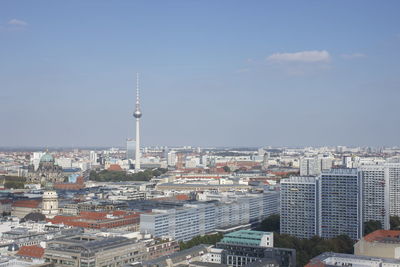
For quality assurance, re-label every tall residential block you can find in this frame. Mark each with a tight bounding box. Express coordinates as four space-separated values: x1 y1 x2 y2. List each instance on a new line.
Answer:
280 176 319 239
319 168 362 240
360 164 390 229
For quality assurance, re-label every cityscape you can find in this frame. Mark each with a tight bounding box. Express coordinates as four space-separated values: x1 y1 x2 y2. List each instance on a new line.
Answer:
1 1 400 267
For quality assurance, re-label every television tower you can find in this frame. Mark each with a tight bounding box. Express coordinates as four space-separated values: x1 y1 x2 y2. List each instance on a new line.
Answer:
133 73 142 171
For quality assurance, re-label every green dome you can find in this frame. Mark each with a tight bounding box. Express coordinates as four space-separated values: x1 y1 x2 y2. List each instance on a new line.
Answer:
40 153 54 163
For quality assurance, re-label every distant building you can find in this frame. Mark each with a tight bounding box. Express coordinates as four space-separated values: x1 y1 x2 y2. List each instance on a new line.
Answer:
167 151 177 167
299 157 320 176
53 175 84 191
26 152 64 184
319 168 362 240
299 156 333 176
126 138 136 161
280 176 319 239
89 151 98 165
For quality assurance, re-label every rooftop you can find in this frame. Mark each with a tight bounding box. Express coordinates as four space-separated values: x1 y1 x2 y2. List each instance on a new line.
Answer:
306 252 400 266
220 230 272 246
16 245 44 259
363 229 400 243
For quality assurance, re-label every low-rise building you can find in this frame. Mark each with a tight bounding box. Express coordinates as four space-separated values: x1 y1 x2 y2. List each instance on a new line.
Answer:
44 235 146 267
354 229 400 259
306 252 400 267
215 230 295 267
140 193 279 241
47 210 140 231
11 200 41 218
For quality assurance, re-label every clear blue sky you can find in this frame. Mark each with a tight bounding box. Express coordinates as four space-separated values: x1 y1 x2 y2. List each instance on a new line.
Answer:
1 1 399 148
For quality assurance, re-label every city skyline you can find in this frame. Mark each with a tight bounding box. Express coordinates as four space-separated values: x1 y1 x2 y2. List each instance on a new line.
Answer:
1 1 400 148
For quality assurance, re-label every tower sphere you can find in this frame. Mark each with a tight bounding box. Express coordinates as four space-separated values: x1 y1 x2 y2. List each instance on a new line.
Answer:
134 110 142 118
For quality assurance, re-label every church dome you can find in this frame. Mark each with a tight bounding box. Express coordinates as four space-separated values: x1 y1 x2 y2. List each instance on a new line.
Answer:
40 153 54 163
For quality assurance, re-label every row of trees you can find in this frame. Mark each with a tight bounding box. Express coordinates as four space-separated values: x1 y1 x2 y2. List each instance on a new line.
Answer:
258 215 400 265
179 233 223 250
89 168 168 182
1 176 26 189
257 214 353 266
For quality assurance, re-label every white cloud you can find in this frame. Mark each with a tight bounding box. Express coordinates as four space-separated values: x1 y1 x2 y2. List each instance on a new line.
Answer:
267 50 331 63
7 19 28 26
341 53 366 59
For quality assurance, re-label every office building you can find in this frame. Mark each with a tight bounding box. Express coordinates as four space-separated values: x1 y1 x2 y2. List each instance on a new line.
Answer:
140 192 279 241
215 230 296 267
280 176 319 238
44 235 146 267
319 168 362 240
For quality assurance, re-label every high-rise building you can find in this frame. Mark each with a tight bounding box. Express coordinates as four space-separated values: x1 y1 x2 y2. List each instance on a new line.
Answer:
387 162 400 217
280 176 319 239
300 156 333 176
360 164 390 229
299 157 320 176
133 73 142 172
167 151 177 167
319 168 362 240
89 151 98 165
126 138 136 161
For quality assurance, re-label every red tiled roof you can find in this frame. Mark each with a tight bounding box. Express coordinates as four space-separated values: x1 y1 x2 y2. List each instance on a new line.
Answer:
16 245 44 259
0 199 12 204
108 164 123 171
12 200 41 208
364 229 400 242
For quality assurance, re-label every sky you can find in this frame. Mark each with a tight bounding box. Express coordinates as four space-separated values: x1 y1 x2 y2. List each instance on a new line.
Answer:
1 1 400 148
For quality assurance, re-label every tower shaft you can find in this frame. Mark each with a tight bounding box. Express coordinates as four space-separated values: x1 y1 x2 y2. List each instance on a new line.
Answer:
135 118 141 171
133 73 142 172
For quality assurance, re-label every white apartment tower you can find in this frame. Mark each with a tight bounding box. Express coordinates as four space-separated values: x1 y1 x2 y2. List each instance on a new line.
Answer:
360 164 390 229
280 176 320 239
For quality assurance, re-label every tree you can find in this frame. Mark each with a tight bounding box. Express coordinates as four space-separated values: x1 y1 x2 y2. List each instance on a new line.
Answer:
179 233 223 250
222 166 231 172
258 214 280 232
274 233 354 266
364 220 382 235
390 216 400 230
4 181 25 189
